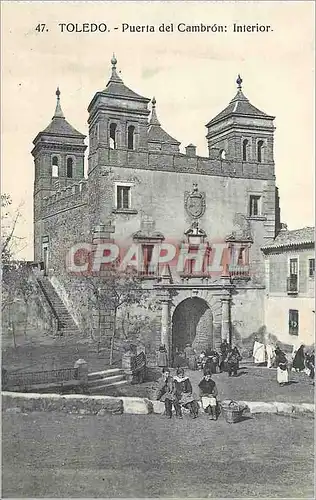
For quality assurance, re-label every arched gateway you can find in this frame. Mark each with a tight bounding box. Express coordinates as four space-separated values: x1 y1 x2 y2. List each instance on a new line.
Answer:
172 297 214 356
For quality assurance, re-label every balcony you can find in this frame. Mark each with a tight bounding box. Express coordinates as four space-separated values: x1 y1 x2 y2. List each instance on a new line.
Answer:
287 275 298 295
229 265 251 281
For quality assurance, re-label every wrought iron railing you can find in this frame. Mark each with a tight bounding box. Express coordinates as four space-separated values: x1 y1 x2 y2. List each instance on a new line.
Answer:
287 275 298 293
3 367 78 389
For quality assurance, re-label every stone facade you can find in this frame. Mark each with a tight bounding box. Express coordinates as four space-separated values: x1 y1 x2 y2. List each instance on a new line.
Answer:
262 227 315 347
32 57 287 361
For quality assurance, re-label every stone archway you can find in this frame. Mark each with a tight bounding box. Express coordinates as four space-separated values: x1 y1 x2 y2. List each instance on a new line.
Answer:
171 297 214 356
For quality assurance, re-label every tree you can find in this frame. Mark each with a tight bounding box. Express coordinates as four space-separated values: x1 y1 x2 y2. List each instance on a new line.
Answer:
1 193 29 346
1 194 25 265
82 267 149 364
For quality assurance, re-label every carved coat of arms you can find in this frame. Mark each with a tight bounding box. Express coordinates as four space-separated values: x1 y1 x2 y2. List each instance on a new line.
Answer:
184 183 206 219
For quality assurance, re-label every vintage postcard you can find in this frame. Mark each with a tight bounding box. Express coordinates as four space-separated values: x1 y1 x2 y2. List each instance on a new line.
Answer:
1 1 315 498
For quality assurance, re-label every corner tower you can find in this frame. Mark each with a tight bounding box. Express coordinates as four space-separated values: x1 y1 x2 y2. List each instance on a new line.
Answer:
87 55 151 174
32 88 86 261
206 75 275 164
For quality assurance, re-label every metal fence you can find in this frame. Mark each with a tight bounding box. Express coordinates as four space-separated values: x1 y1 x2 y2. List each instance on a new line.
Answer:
3 366 78 389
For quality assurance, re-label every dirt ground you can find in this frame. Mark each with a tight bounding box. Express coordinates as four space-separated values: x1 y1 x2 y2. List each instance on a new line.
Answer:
98 364 315 404
2 411 314 498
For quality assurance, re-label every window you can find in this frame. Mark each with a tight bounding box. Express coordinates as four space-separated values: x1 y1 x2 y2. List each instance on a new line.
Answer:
142 245 154 275
249 195 261 217
289 258 298 276
242 139 249 161
289 309 299 336
127 125 135 150
52 156 59 177
67 158 73 178
220 149 226 160
117 185 131 209
109 123 117 149
257 140 264 163
309 258 315 277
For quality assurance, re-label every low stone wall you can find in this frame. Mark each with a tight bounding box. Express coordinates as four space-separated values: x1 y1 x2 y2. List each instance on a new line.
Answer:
2 392 123 415
2 391 314 416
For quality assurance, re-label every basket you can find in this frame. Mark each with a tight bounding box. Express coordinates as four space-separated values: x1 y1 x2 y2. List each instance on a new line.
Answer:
221 400 246 424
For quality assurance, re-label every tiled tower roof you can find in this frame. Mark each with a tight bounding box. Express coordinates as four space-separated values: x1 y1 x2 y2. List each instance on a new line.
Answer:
41 88 85 138
102 54 149 102
206 75 274 127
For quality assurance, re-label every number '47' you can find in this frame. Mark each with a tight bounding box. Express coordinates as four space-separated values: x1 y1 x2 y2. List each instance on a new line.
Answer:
35 24 47 32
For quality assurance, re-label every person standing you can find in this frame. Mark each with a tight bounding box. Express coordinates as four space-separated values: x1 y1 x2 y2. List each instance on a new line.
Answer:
219 339 229 372
227 348 239 377
156 369 182 419
184 343 197 370
157 344 168 369
292 344 305 372
266 343 275 369
198 371 219 420
174 368 199 418
275 348 289 386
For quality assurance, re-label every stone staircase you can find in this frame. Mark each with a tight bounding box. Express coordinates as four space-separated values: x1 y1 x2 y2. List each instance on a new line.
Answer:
87 368 128 394
37 276 79 336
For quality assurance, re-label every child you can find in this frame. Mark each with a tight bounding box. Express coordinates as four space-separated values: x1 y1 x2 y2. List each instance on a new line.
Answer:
198 371 219 420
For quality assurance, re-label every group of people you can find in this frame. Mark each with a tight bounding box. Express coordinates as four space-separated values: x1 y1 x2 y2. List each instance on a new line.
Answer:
256 343 315 386
159 340 243 377
198 340 242 377
156 367 219 420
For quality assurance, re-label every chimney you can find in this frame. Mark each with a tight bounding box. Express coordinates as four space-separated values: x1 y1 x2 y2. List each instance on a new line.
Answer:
185 144 196 157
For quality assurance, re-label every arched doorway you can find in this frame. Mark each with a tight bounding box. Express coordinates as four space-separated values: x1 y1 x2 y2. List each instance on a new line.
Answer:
172 297 213 361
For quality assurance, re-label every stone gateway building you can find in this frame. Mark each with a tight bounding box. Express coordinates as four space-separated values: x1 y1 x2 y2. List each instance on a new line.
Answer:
33 56 287 362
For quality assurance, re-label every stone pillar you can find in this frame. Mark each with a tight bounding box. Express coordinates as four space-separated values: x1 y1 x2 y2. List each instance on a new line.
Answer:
161 299 170 352
221 298 231 343
74 359 88 391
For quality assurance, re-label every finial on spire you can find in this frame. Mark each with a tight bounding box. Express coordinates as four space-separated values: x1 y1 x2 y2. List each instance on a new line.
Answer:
107 53 123 85
111 53 117 68
236 74 243 90
53 86 64 118
149 96 160 126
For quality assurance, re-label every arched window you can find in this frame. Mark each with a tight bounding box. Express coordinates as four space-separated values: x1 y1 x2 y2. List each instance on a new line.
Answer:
127 125 135 150
109 123 117 149
220 149 226 160
242 139 249 161
257 140 264 163
52 156 59 178
67 158 73 178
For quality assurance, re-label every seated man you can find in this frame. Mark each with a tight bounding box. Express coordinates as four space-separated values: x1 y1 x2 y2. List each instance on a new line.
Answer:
198 370 219 421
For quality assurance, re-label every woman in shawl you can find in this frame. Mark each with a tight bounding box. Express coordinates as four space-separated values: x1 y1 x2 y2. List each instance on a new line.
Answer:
276 348 289 385
173 368 199 418
198 370 219 420
292 344 305 372
156 368 182 419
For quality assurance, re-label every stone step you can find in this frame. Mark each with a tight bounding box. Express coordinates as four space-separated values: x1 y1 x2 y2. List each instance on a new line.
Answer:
89 380 128 393
88 368 124 380
87 374 125 388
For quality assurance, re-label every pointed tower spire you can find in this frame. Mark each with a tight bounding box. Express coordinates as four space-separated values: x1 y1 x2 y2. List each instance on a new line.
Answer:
53 87 65 118
149 97 161 126
107 53 123 85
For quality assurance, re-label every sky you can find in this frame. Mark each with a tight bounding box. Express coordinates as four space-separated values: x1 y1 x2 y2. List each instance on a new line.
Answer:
1 1 315 260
